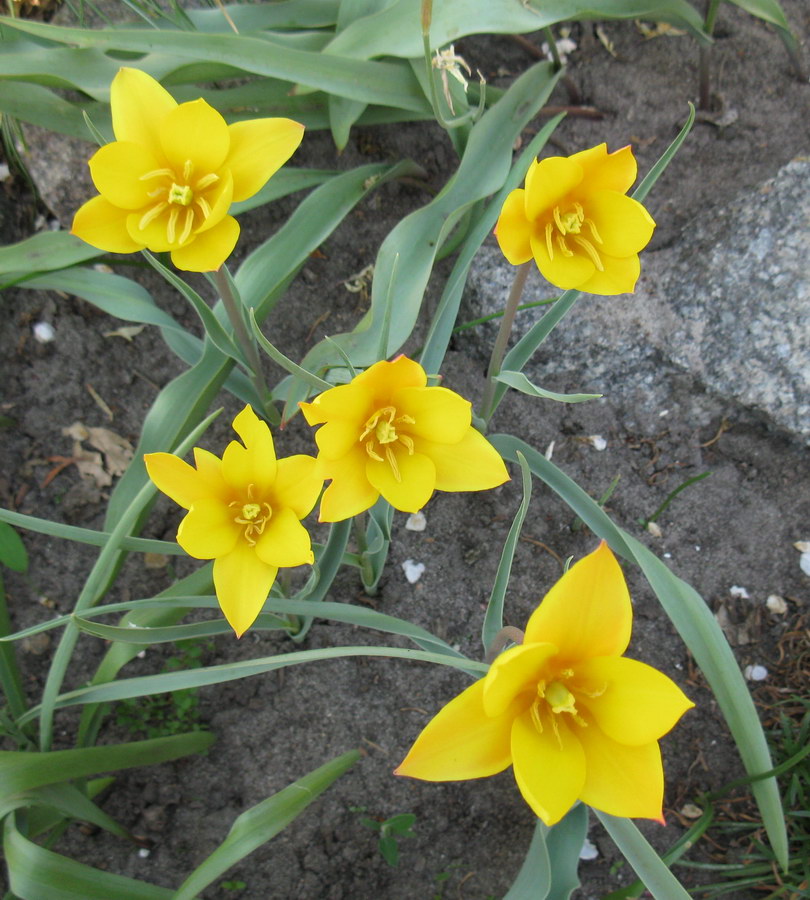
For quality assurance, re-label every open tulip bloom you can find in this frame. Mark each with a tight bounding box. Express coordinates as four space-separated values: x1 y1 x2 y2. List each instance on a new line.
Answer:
396 543 694 826
72 67 304 271
299 356 509 521
495 143 655 295
144 406 322 637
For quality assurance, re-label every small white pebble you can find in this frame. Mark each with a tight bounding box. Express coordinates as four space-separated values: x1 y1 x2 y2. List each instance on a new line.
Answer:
680 803 703 819
765 594 788 614
800 553 810 577
0 163 10 180
658 409 670 418
405 511 426 532
793 540 810 552
136 650 147 659
93 262 114 274
137 848 150 858
663 552 672 559
544 440 555 460
729 585 750 600
694 545 701 552
578 838 599 860
32 321 55 343
744 664 768 682
646 521 662 538
401 559 425 584
589 435 607 451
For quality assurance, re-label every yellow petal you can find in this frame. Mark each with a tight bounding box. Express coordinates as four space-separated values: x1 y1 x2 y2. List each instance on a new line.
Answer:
194 168 234 235
144 451 213 509
418 427 509 493
524 155 583 222
394 386 470 444
354 356 426 400
577 714 664 820
524 542 632 665
530 229 594 290
301 386 370 432
72 195 145 254
570 144 637 194
254 506 314 568
318 445 379 522
314 419 362 460
272 455 322 519
88 141 162 209
170 215 240 272
577 252 641 296
495 188 533 265
177 496 240 559
395 679 513 781
111 67 176 152
585 191 655 256
192 447 231 501
573 656 694 746
221 405 277 494
159 98 230 175
366 447 435 513
483 642 557 717
213 541 277 638
511 709 586 826
226 117 304 203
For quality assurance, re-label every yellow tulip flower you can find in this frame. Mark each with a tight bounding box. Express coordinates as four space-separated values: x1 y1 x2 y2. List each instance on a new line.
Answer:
299 356 509 522
144 406 322 637
495 144 655 295
72 67 304 272
396 542 693 825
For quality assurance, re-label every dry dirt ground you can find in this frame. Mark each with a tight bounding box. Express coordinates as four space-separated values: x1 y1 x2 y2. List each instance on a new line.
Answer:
1 5 809 898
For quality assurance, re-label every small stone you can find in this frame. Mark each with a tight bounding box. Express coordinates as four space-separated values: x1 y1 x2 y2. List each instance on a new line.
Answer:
800 553 810 577
744 664 768 681
646 521 663 538
143 553 169 569
578 838 599 860
729 585 750 599
401 559 425 584
22 633 51 655
588 435 607 451
32 322 55 343
137 848 151 859
765 594 788 614
794 541 810 552
405 511 426 532
680 803 703 819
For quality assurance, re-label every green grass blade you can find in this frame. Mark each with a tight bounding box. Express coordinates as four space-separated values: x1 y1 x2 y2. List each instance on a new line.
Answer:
0 572 27 721
490 434 788 869
0 507 184 556
503 818 552 900
172 750 359 900
544 803 588 899
482 452 532 653
595 812 692 900
495 370 601 404
418 112 564 376
0 20 432 112
0 231 101 279
19 647 487 724
0 732 213 799
4 814 174 900
287 61 559 413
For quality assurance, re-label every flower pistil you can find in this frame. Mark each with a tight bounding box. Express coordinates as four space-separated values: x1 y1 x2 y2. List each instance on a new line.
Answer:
359 405 416 481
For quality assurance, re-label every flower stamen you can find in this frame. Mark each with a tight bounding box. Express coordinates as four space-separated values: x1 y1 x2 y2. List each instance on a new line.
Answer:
195 173 220 191
166 207 180 244
179 208 195 244
139 167 175 181
229 498 272 546
573 236 604 271
138 201 168 231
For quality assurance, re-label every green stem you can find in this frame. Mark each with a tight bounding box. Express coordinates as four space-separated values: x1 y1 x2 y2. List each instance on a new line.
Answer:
542 26 562 70
698 0 721 109
480 261 531 424
212 266 268 408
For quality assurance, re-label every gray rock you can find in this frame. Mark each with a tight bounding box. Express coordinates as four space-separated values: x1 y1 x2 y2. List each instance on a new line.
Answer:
463 156 810 441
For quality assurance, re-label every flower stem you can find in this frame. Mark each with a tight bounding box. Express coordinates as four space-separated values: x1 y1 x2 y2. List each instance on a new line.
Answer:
480 261 531 425
698 0 721 110
212 266 269 408
542 27 562 70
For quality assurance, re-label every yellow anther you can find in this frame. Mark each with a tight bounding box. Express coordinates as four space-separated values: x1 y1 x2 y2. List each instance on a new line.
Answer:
168 183 194 206
573 236 604 271
585 217 603 244
398 433 415 455
166 207 179 244
195 196 212 220
179 208 195 245
366 441 383 463
556 235 573 258
138 201 168 231
183 159 194 181
195 173 220 191
385 446 401 482
545 222 554 260
139 167 174 181
553 206 565 233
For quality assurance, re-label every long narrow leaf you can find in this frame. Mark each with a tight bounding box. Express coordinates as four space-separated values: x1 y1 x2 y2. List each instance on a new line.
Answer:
172 750 360 900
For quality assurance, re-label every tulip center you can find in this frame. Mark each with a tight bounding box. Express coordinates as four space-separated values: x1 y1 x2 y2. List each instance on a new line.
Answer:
359 406 416 482
230 491 272 546
545 202 605 271
530 671 587 747
138 159 221 246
